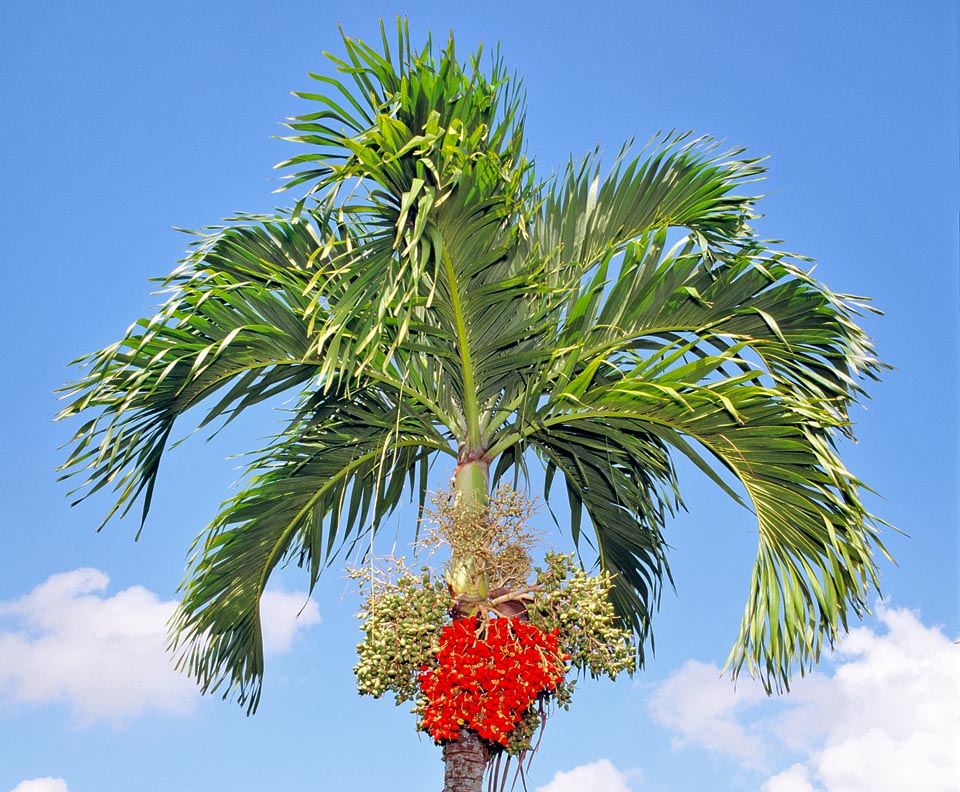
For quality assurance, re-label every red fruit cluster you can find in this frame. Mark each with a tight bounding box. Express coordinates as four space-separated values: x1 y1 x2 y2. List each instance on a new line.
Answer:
418 616 566 746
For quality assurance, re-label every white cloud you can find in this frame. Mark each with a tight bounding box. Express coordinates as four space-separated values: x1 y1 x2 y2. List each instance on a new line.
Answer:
535 759 636 792
646 659 768 765
761 764 816 792
0 568 195 724
0 569 320 725
646 606 960 792
260 589 320 654
8 778 69 792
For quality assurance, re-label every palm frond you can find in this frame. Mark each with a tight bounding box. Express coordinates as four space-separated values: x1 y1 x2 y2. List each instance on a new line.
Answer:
56 216 327 530
514 343 886 690
171 385 454 712
533 132 764 276
275 19 537 396
529 418 678 660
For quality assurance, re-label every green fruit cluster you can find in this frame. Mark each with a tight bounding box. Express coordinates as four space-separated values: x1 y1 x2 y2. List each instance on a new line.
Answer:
352 565 449 704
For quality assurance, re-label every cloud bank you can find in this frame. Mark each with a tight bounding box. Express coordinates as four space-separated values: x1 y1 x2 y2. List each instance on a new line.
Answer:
0 569 320 725
647 606 960 792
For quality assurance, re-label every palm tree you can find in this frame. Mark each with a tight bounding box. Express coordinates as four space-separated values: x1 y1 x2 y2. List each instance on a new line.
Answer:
58 20 887 792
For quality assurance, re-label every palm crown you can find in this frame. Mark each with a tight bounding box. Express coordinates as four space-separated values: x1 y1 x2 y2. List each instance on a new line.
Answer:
58 21 887 715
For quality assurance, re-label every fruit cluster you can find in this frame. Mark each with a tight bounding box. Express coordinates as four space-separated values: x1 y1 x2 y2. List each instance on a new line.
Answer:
418 616 566 746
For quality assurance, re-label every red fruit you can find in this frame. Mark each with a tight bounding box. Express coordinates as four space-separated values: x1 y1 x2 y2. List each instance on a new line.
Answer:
418 616 566 746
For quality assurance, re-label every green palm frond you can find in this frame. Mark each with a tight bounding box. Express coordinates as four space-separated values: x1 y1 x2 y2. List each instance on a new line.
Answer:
529 417 677 657
532 132 764 275
171 385 453 713
56 215 327 531
276 19 534 386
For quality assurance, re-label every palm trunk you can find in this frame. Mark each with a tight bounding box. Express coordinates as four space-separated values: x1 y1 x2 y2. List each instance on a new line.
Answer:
443 727 488 792
443 455 490 792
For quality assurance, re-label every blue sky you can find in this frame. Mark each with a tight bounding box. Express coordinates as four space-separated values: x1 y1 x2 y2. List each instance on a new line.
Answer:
2 2 957 791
